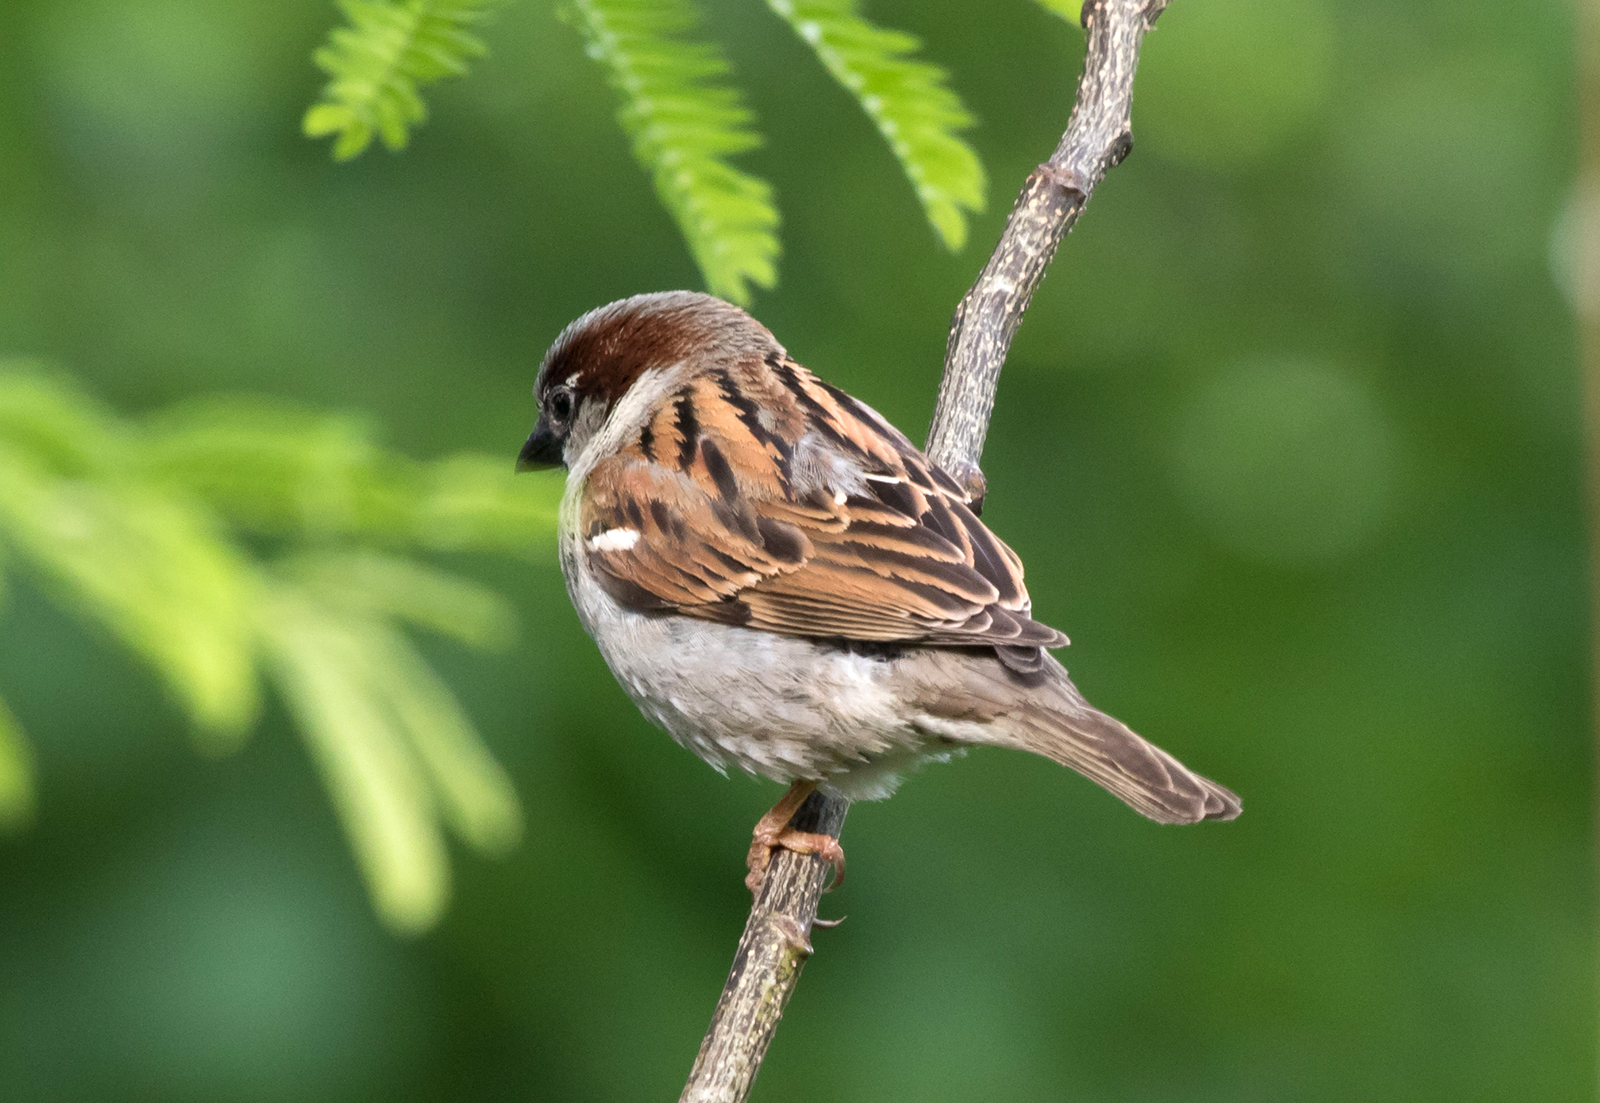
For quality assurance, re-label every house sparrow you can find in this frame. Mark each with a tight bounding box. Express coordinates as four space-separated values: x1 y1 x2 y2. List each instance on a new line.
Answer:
519 292 1239 892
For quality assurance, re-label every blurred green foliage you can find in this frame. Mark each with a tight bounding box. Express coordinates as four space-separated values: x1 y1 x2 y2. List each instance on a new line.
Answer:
0 366 558 931
0 0 1589 1101
1032 0 1084 28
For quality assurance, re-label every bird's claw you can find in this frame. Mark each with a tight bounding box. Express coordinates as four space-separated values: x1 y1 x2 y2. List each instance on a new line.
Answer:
745 827 846 896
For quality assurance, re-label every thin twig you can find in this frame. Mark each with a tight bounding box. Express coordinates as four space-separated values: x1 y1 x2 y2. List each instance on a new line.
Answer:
680 791 846 1103
927 0 1168 497
679 3 1167 1099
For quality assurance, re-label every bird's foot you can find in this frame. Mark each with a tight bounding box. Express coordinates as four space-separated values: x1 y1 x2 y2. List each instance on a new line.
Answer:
744 779 846 897
744 828 846 897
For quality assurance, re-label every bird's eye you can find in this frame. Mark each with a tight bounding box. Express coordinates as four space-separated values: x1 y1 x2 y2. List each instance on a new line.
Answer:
548 388 574 422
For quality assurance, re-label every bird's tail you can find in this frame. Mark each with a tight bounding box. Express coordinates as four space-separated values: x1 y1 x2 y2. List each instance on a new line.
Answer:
918 652 1240 824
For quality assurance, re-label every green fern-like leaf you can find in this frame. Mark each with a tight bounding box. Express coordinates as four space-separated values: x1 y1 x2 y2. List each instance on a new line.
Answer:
764 0 985 250
569 0 780 304
137 398 561 558
260 553 523 933
257 577 452 932
0 376 260 750
304 0 498 160
0 364 550 933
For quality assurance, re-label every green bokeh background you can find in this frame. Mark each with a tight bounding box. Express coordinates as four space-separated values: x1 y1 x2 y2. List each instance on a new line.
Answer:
0 0 1591 1099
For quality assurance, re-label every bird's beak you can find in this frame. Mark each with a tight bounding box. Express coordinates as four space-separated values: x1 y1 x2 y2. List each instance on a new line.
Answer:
516 418 563 472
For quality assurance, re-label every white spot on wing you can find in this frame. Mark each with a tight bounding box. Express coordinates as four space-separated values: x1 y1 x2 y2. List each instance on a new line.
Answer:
587 527 640 552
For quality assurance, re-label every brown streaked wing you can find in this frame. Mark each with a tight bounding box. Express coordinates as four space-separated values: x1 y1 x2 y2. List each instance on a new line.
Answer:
577 357 1067 654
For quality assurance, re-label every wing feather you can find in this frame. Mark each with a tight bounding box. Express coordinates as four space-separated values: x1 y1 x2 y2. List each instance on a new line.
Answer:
578 355 1069 658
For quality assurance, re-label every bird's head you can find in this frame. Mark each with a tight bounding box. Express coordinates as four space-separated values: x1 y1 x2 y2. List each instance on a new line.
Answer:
518 291 778 472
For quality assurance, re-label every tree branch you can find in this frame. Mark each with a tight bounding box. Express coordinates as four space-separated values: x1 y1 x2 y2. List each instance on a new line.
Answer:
679 3 1167 1099
926 0 1167 497
680 791 846 1103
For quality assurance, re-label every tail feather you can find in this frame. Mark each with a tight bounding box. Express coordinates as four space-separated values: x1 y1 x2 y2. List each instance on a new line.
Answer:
915 652 1240 825
1011 689 1240 824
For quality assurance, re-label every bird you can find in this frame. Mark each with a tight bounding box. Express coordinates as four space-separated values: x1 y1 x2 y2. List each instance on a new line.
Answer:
517 291 1240 893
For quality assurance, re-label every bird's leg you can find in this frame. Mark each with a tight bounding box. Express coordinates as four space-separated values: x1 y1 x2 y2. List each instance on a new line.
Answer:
744 779 846 896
